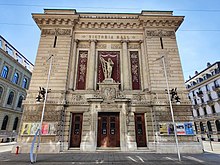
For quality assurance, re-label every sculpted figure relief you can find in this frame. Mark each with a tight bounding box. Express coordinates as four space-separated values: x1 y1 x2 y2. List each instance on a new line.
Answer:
100 57 114 79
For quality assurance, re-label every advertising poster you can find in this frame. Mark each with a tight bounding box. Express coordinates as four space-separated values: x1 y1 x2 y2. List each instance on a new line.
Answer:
21 123 31 135
48 123 57 135
176 123 186 135
184 122 194 135
30 123 40 135
159 123 168 135
168 123 174 135
41 123 49 135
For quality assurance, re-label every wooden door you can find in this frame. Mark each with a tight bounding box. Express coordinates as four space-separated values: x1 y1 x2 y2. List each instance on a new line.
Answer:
70 113 83 147
135 113 147 147
97 112 120 147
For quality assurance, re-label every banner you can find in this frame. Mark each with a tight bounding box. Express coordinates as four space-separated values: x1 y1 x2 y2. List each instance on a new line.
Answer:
176 123 186 135
21 123 31 135
184 122 194 135
159 123 168 135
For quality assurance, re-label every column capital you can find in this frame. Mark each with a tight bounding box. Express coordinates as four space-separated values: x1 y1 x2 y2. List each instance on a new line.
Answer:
139 40 144 44
121 40 129 44
74 39 79 43
89 39 98 43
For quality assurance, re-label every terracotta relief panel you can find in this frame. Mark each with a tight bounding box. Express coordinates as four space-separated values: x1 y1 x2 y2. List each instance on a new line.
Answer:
130 51 141 90
97 51 120 83
76 51 88 90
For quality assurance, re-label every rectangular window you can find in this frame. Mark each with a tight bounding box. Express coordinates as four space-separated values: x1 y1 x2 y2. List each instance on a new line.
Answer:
130 51 141 90
206 84 210 91
211 105 216 114
0 39 2 49
5 45 13 56
76 51 88 90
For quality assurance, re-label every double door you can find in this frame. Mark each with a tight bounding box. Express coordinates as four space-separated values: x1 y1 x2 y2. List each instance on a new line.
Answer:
97 112 120 147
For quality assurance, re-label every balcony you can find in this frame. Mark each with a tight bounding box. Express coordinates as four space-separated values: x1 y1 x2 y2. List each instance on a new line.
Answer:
197 91 204 97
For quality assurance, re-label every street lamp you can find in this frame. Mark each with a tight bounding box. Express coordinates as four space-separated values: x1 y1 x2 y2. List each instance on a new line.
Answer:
30 55 53 163
156 56 181 161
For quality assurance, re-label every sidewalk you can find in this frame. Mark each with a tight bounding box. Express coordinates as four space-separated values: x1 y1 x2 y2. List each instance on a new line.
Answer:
0 142 16 153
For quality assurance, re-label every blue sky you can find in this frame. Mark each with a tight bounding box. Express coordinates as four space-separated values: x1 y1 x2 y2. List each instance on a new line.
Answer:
0 0 220 80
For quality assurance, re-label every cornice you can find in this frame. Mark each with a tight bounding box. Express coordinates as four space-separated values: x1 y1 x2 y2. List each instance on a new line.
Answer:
32 14 79 29
32 13 184 31
139 16 184 31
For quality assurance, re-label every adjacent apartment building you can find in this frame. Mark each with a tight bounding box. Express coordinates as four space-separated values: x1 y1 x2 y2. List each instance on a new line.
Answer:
185 62 220 142
0 35 33 142
15 9 202 153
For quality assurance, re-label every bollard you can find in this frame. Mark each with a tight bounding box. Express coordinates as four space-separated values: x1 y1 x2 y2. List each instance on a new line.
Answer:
16 146 19 155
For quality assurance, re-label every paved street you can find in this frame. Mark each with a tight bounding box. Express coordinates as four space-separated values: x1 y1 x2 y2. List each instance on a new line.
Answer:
0 142 220 165
0 151 220 165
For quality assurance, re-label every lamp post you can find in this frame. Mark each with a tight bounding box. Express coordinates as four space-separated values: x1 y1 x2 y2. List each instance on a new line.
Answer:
30 55 53 163
156 56 181 161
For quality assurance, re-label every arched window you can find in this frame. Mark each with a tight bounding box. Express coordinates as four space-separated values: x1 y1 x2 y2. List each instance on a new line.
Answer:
12 117 19 130
7 91 14 105
0 86 3 99
17 95 23 108
22 78 28 89
207 121 213 134
12 72 19 84
1 66 9 78
215 120 220 133
1 115 8 130
200 122 204 134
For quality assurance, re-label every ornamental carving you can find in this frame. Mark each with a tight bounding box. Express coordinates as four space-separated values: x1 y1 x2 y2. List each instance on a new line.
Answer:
102 87 116 100
96 44 107 49
77 44 90 48
111 44 122 49
146 30 175 38
128 44 140 49
76 51 88 90
130 51 141 90
42 28 71 36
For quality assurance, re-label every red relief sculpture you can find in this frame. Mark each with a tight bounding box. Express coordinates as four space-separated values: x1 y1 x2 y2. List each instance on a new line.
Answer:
130 51 141 90
76 51 88 90
97 51 120 83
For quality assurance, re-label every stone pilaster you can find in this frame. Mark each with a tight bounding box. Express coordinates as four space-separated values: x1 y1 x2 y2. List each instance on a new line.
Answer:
87 40 97 90
121 40 130 90
139 40 148 90
69 39 78 90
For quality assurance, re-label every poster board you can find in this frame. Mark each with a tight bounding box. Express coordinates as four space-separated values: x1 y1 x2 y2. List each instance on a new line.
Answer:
159 122 194 135
21 122 57 135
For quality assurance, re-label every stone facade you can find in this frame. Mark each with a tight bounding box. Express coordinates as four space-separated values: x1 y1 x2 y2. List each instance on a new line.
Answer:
0 35 33 142
14 9 202 153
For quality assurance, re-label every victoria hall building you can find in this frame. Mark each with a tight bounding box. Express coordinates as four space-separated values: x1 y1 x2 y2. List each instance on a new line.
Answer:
15 9 202 153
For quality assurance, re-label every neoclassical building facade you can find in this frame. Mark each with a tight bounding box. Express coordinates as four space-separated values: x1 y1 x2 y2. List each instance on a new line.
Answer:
15 9 202 153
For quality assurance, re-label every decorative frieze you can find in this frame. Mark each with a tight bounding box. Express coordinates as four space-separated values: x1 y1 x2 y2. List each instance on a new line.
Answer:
42 28 71 36
77 43 90 48
96 44 107 49
128 44 140 49
146 30 175 38
111 44 122 49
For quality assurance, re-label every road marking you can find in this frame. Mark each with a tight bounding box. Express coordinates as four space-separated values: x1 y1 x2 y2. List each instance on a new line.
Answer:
183 156 204 163
136 155 144 162
127 156 137 162
165 157 176 161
